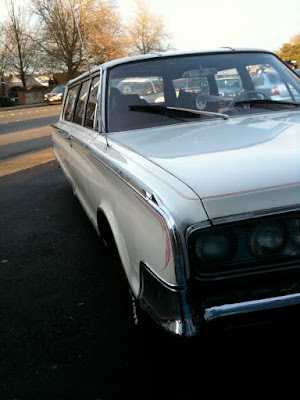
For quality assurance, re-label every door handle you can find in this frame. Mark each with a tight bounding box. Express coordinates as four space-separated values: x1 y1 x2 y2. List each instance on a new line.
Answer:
65 135 72 140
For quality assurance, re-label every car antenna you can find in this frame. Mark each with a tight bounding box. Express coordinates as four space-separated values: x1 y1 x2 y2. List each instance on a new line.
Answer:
68 0 91 76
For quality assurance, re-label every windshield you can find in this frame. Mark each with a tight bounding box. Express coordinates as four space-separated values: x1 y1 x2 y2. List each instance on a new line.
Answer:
51 86 65 94
107 52 300 133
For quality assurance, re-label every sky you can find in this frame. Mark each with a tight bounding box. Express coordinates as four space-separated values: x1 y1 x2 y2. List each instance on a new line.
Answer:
118 0 300 52
0 0 299 53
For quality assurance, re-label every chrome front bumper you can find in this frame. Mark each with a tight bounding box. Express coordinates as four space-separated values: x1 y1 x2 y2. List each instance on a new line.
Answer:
204 293 300 322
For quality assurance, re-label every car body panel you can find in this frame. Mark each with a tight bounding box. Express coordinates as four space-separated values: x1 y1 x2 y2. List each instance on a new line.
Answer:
111 111 300 219
52 122 208 289
51 48 300 337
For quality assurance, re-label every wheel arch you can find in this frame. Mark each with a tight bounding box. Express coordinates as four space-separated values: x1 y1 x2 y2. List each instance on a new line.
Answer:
96 207 117 251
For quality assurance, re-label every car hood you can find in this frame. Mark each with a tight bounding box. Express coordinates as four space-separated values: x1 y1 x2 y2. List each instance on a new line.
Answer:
111 111 300 219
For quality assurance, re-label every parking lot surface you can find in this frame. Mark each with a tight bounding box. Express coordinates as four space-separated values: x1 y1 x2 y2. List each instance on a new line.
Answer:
0 106 299 399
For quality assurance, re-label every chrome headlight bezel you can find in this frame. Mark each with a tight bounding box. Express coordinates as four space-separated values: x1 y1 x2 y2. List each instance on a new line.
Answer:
188 211 300 280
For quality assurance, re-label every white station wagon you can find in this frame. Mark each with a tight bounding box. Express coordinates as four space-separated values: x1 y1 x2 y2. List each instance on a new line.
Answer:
52 49 300 337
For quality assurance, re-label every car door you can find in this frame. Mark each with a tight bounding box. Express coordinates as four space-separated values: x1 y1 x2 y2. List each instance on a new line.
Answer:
52 84 80 184
67 74 101 219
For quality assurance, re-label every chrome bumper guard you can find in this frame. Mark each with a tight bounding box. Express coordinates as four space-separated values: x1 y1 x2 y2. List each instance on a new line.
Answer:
204 293 300 322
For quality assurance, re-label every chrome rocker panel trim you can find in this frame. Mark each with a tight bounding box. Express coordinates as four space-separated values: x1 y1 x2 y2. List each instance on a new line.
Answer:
204 293 300 322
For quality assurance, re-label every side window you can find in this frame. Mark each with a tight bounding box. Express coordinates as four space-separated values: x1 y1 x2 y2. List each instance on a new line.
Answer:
64 85 80 121
74 80 90 125
85 76 100 129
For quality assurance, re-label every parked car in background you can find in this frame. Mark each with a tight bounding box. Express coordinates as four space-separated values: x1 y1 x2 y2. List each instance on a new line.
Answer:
45 85 65 104
216 76 243 97
52 49 300 338
251 70 300 102
116 77 164 103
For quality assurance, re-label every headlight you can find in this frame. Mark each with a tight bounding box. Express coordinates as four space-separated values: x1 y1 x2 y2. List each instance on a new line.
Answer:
284 219 300 256
194 231 235 265
250 223 285 256
189 212 300 279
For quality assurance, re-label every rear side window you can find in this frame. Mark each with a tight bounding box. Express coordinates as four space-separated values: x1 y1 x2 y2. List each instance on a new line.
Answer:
64 85 80 121
85 75 100 129
74 80 90 125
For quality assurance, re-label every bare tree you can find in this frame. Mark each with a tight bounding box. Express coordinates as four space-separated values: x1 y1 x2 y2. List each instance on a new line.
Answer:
127 0 173 55
0 0 39 88
30 0 130 79
0 42 8 96
30 0 84 80
0 42 8 78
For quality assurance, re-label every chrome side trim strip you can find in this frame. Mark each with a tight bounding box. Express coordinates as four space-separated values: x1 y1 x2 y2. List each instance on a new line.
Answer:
147 195 187 286
204 293 300 322
95 67 102 132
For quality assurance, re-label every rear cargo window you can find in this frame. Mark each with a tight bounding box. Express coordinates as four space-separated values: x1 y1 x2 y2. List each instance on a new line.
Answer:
64 85 80 121
85 75 100 129
74 80 90 125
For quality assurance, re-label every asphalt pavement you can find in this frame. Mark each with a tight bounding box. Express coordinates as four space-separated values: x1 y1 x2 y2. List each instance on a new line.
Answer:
0 105 299 398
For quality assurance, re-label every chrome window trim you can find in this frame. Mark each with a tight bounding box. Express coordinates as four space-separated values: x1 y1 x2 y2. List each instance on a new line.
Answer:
94 67 102 132
100 68 107 134
83 78 92 127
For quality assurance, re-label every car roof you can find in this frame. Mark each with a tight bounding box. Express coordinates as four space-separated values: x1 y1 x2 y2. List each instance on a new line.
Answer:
67 48 273 87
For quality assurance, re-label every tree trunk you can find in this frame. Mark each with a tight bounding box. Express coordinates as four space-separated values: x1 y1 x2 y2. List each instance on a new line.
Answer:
21 71 26 89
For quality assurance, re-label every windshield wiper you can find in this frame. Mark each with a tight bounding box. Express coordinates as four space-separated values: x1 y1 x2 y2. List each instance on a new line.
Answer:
234 99 300 108
129 105 229 120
